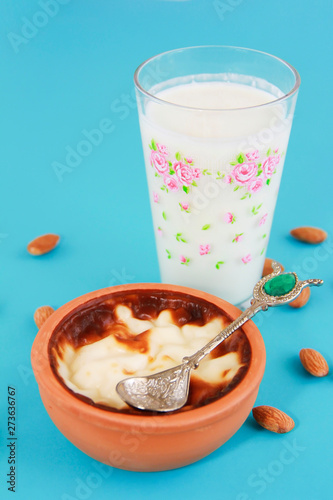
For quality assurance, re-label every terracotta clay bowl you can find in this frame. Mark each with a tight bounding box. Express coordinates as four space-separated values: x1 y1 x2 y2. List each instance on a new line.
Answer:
31 283 266 472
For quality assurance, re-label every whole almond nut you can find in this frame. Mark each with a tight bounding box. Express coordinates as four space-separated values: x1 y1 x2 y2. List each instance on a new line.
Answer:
289 287 311 308
262 258 285 277
252 406 295 433
27 234 60 255
299 348 329 377
290 226 327 244
34 306 55 329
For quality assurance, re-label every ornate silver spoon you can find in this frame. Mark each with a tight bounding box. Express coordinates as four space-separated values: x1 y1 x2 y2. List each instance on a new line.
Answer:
116 263 323 413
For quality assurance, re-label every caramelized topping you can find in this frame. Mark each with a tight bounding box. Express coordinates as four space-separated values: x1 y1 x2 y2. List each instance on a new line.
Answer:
49 290 251 415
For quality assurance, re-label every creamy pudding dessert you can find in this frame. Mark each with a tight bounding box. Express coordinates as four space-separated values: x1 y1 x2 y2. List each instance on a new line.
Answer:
49 290 251 414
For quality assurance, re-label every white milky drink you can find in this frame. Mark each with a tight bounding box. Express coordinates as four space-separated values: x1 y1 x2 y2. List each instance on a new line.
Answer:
136 54 300 306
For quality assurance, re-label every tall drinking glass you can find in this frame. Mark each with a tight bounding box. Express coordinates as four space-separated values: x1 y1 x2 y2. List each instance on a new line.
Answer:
135 46 300 306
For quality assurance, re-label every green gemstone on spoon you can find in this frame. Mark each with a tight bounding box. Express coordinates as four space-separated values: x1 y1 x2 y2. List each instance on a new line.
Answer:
264 273 296 296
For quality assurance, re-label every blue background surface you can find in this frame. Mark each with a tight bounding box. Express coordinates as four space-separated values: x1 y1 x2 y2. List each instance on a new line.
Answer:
1 1 332 499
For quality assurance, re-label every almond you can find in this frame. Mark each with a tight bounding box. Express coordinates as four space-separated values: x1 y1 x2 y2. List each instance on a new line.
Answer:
27 234 60 255
290 226 327 244
299 348 329 377
252 405 295 433
34 306 55 329
289 287 311 308
262 258 285 277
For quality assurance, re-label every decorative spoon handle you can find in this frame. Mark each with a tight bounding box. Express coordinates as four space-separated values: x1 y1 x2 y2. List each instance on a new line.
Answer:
182 261 323 370
183 300 265 369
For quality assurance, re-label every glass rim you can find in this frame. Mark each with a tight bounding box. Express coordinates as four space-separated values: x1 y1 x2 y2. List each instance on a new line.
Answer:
134 45 301 112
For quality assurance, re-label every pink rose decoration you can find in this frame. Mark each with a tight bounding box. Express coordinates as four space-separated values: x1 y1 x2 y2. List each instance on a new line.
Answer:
185 157 193 164
232 162 257 185
199 244 211 255
157 227 162 236
164 175 179 192
262 155 280 178
234 234 243 243
242 254 252 264
156 143 168 155
180 203 189 211
248 177 263 193
192 168 201 179
224 175 232 184
224 212 235 224
151 150 169 174
259 213 268 226
174 161 194 185
180 255 190 265
246 150 260 161
153 191 159 203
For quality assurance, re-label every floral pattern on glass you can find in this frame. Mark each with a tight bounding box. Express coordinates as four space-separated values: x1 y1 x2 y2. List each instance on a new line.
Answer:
149 139 280 268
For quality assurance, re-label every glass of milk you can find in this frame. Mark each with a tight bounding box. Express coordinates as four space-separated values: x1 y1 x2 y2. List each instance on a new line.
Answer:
134 46 300 307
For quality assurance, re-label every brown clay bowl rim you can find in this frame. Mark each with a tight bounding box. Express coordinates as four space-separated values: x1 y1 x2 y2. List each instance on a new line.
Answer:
31 283 266 434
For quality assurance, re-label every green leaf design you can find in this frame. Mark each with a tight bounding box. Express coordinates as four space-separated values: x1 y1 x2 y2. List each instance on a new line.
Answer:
234 186 240 191
266 179 271 185
256 169 263 176
192 181 197 187
176 233 187 243
230 161 237 166
262 234 267 239
215 261 224 270
166 249 171 259
237 153 246 164
151 139 157 151
266 148 271 156
240 196 247 200
183 185 189 194
162 211 167 220
202 224 210 230
251 204 262 215
169 169 175 175
175 152 181 161
168 161 172 167
260 248 265 255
